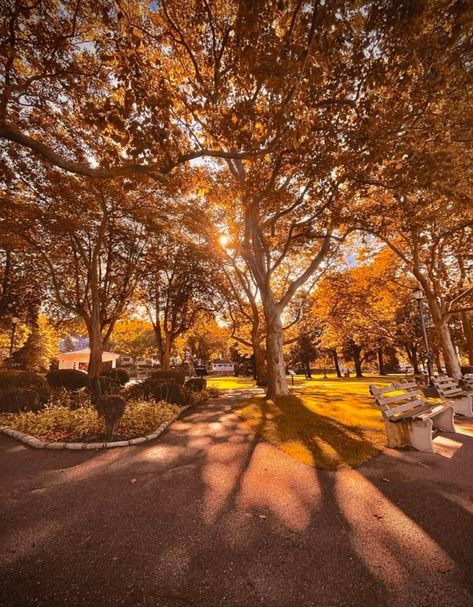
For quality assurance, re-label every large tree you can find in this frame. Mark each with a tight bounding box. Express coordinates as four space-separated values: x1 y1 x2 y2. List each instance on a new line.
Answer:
3 175 150 399
142 224 221 370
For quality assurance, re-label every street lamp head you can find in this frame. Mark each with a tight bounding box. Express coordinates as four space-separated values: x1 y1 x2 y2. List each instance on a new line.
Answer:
11 316 19 325
412 286 424 301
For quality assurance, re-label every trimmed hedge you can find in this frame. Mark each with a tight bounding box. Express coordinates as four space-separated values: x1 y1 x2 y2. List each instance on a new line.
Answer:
184 377 207 392
102 367 130 386
126 379 185 406
0 388 43 413
151 370 185 385
46 369 89 391
0 370 49 404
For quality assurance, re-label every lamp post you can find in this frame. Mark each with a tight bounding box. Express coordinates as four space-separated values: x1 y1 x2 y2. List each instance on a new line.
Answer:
412 287 433 385
9 316 19 368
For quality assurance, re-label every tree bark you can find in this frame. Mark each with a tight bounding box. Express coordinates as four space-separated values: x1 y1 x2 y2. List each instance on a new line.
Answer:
461 311 473 366
253 341 268 387
418 279 461 379
352 345 363 378
332 350 342 378
377 348 386 375
405 344 420 374
263 298 288 398
160 332 173 370
434 349 444 374
435 317 461 379
87 317 103 404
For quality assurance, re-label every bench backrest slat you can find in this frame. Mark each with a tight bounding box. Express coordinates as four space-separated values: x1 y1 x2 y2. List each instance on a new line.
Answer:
370 382 427 418
432 375 463 397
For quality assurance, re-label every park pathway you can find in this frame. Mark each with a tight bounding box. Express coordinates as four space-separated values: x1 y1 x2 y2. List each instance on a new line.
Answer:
1 389 473 607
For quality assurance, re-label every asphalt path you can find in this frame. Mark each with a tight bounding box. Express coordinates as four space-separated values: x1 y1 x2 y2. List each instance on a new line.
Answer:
1 389 473 607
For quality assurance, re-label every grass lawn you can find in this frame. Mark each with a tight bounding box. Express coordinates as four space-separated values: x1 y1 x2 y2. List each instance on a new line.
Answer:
211 373 402 470
207 375 258 390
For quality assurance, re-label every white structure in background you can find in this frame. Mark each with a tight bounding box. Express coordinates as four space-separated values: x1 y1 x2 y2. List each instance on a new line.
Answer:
58 348 120 371
211 360 235 375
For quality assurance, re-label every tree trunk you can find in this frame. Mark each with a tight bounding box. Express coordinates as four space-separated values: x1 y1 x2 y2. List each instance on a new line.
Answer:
88 317 103 405
160 333 173 370
405 345 420 374
434 349 444 375
305 361 312 379
436 318 461 379
353 346 363 378
253 341 268 387
332 350 342 377
461 312 473 366
263 299 288 398
377 348 386 375
421 287 461 379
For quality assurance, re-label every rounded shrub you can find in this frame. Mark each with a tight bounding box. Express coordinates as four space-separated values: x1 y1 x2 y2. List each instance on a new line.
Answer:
0 388 43 413
46 369 89 392
102 367 130 386
184 377 207 392
95 394 127 438
151 370 185 385
0 370 49 400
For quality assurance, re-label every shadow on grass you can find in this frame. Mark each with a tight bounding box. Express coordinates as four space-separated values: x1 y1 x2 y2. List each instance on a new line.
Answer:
238 394 383 470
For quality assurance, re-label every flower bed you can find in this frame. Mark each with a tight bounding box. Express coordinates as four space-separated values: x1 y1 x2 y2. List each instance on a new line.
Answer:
0 400 180 443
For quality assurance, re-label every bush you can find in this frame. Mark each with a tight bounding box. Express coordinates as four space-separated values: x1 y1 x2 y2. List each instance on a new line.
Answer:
0 401 180 442
0 370 49 401
126 379 185 405
98 375 115 395
96 395 127 438
183 387 209 406
46 369 89 392
102 367 130 386
151 370 185 385
461 365 473 375
0 388 43 413
184 377 207 392
207 386 221 398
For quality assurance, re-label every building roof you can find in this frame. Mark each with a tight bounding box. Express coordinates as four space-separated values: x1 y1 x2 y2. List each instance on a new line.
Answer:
57 348 120 362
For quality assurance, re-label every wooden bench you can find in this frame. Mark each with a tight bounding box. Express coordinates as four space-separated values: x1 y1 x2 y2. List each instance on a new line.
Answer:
432 375 473 417
370 381 456 453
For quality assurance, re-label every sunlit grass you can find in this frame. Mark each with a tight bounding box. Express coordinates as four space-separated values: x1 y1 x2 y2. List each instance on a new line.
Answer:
237 375 399 470
207 375 257 390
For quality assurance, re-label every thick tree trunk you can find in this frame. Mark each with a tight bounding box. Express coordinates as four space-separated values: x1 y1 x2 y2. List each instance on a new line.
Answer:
253 341 268 387
353 346 363 378
461 312 473 366
420 285 461 379
160 333 173 370
436 318 461 379
377 348 386 375
263 299 288 398
332 350 342 378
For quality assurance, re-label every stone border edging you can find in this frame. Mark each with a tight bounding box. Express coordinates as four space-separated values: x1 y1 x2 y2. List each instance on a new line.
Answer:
0 405 191 450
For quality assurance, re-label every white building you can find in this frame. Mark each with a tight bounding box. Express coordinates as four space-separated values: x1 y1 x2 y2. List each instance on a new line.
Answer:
211 361 235 375
58 348 120 371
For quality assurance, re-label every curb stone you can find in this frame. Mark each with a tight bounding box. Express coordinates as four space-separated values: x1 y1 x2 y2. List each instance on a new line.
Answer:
0 405 191 450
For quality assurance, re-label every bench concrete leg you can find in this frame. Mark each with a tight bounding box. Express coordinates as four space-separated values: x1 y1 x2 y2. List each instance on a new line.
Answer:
407 418 435 453
452 395 473 418
432 407 456 433
384 420 410 449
